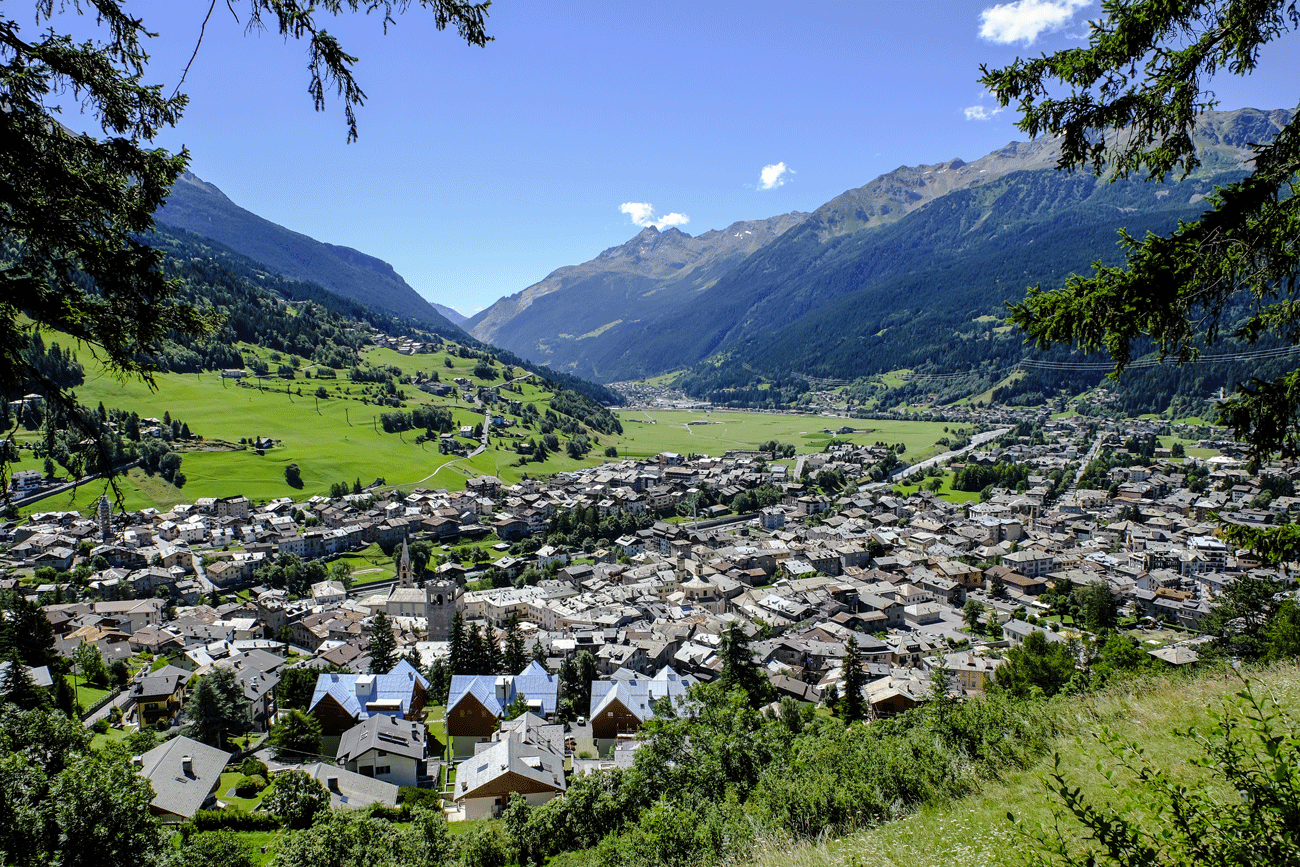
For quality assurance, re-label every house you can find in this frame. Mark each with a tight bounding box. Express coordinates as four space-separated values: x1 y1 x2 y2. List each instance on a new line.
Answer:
445 661 560 755
587 667 695 739
336 714 438 789
135 736 231 822
930 651 1003 694
307 660 429 736
129 665 191 728
453 729 566 820
300 762 401 810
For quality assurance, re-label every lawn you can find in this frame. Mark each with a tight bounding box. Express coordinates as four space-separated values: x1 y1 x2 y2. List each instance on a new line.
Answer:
217 770 273 812
890 471 984 504
68 675 113 711
613 410 952 463
89 727 130 750
230 831 286 866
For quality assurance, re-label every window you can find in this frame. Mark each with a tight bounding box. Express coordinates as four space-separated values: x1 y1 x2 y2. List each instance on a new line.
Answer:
375 765 390 775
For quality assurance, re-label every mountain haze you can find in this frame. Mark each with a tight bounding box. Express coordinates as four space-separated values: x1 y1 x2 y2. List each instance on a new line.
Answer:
157 172 466 333
467 108 1292 390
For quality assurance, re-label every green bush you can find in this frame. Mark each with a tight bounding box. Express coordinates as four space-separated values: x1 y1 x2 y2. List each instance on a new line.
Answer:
398 786 441 810
234 774 267 798
239 757 268 778
191 809 282 832
91 718 110 734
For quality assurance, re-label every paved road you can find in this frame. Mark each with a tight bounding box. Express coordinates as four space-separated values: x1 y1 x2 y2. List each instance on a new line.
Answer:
1070 432 1104 490
889 427 1011 480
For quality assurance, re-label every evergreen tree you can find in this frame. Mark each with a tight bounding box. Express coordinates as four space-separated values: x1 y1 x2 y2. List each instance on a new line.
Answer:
449 610 467 675
717 621 773 709
53 675 79 718
2 654 49 711
368 611 398 675
503 614 527 674
184 667 252 748
841 636 866 723
269 709 324 760
989 571 1007 599
426 655 451 705
531 639 549 669
486 627 505 675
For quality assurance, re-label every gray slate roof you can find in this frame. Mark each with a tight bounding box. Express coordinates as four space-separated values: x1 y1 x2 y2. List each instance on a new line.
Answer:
454 730 565 801
300 762 400 809
336 714 428 764
136 735 230 820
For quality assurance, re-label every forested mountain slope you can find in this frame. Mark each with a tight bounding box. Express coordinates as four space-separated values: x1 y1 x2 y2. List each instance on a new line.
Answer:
465 108 1292 400
157 171 466 333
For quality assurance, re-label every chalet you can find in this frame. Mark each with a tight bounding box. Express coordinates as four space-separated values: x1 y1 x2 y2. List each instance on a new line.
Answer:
453 729 566 821
307 660 429 736
135 736 231 823
445 661 559 755
336 714 438 789
587 667 695 739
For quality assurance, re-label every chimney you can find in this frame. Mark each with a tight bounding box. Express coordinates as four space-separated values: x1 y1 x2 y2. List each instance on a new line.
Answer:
181 755 193 776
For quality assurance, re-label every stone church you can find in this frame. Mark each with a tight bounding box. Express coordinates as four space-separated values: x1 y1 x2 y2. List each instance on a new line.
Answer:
385 540 460 640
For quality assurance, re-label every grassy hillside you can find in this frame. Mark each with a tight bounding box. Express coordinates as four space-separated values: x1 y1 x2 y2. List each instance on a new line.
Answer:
20 332 956 515
752 662 1300 867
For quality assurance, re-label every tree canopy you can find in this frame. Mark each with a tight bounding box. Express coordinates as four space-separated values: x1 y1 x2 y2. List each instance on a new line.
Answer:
0 0 491 495
980 1 1300 466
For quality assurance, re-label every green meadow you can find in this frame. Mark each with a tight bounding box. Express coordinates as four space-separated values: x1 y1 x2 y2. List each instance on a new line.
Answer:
613 410 953 462
24 340 956 516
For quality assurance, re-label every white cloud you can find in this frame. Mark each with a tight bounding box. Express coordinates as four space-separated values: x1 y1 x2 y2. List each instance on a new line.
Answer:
620 202 689 229
964 105 1005 121
758 162 790 190
979 0 1090 44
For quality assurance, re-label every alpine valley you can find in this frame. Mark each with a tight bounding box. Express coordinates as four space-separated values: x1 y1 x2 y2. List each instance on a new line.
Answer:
468 107 1295 415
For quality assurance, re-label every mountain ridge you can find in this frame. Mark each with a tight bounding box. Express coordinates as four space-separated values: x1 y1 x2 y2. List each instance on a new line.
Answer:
157 171 467 333
465 107 1292 391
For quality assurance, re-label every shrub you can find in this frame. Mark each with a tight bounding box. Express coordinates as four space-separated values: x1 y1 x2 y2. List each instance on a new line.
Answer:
91 718 110 734
399 786 441 810
191 809 282 832
234 774 267 798
239 757 268 778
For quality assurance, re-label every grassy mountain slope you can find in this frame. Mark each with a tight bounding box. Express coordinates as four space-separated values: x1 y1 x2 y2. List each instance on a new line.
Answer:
157 171 466 333
749 663 1300 867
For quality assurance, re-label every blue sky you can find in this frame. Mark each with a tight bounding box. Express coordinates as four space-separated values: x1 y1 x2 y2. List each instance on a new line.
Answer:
55 1 1300 316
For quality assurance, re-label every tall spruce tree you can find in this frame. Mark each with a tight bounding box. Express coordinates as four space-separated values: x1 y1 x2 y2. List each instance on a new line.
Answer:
368 611 398 675
449 610 467 675
717 621 772 709
503 614 527 674
841 636 866 723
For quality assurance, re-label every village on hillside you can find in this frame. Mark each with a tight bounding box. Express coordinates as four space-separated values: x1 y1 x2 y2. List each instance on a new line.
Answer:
0 408 1278 823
